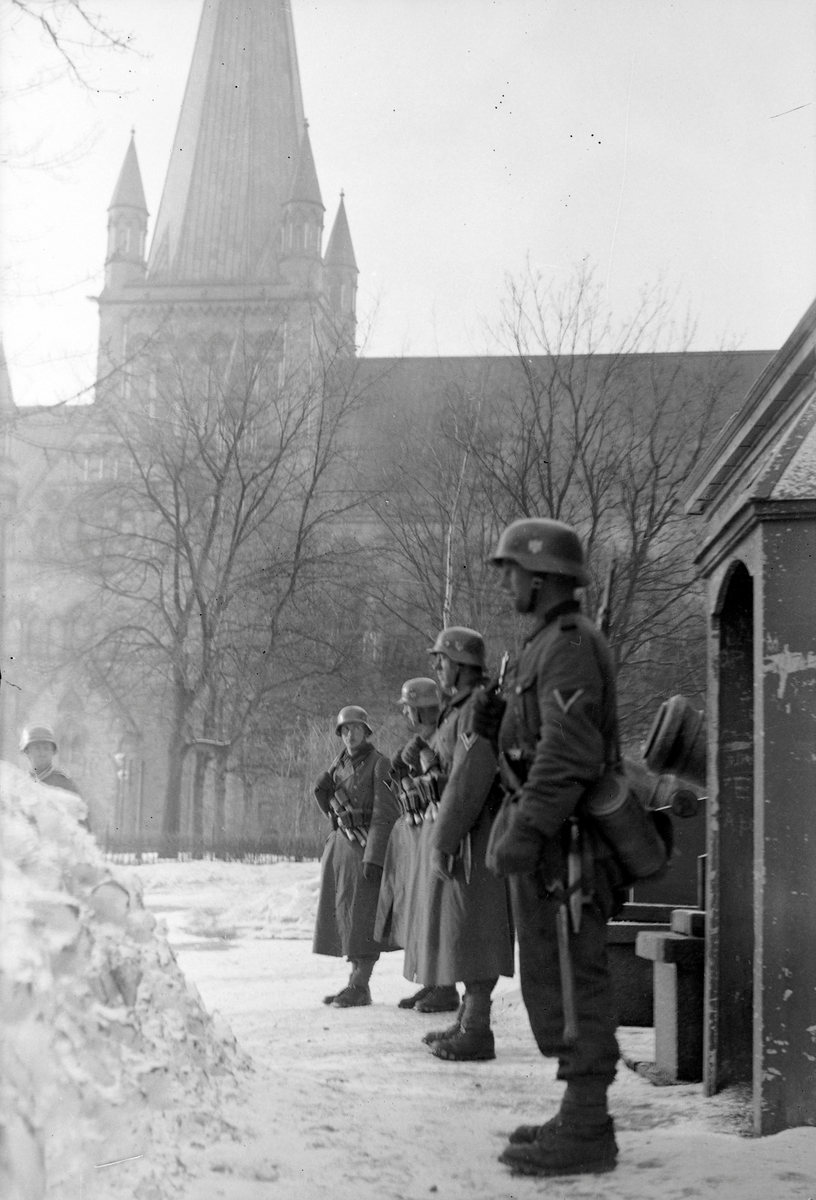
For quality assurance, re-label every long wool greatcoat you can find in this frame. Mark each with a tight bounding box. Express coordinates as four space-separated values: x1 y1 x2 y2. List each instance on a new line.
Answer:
402 685 514 986
312 741 400 959
374 722 437 949
373 812 418 949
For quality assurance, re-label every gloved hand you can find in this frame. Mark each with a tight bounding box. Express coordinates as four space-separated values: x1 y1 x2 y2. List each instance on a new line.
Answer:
430 848 455 882
486 810 544 876
401 734 429 772
362 862 383 883
470 686 507 750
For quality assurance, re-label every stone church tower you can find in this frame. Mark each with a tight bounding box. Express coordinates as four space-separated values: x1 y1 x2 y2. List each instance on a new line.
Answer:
96 0 357 388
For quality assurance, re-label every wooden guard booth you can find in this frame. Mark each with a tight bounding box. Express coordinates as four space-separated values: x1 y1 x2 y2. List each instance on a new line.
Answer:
684 299 816 1134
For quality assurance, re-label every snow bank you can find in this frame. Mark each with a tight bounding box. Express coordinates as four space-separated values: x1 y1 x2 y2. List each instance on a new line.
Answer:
0 763 250 1200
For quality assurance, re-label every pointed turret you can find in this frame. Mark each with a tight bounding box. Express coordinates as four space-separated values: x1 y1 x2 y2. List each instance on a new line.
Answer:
104 132 148 291
325 193 358 341
0 341 15 419
280 121 325 289
146 0 305 284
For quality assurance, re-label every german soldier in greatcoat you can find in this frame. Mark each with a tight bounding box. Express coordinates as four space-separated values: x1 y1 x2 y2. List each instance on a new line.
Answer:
374 677 459 1014
476 518 621 1177
313 706 400 1007
402 627 514 1061
20 724 90 832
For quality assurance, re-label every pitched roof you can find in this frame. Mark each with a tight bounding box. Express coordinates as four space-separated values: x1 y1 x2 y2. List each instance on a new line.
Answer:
325 194 357 271
109 133 148 214
146 0 306 284
684 298 816 519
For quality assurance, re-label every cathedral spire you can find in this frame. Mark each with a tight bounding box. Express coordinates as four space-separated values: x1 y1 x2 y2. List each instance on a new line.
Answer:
104 132 148 291
280 120 324 287
325 192 358 326
146 0 306 284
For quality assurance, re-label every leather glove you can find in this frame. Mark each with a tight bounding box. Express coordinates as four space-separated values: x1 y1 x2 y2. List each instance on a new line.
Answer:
362 862 383 883
486 809 544 876
470 686 507 751
401 734 429 772
430 848 455 882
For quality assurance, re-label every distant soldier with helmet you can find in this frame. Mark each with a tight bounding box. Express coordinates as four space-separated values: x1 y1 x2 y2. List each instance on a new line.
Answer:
402 627 514 1061
375 677 459 1014
19 723 90 831
312 705 400 1007
475 518 622 1177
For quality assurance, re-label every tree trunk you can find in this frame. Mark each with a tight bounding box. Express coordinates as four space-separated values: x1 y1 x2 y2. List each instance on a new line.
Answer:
162 680 191 843
190 748 210 858
190 707 215 857
213 749 228 855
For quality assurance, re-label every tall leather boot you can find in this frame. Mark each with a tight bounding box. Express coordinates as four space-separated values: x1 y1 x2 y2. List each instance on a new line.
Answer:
430 980 496 1061
500 1081 617 1176
415 984 460 1013
422 1001 464 1045
398 984 434 1009
324 955 377 1007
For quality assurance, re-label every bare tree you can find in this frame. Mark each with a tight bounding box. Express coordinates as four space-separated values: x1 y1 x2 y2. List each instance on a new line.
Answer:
365 374 507 652
363 266 750 733
6 0 132 88
63 317 366 837
469 265 748 729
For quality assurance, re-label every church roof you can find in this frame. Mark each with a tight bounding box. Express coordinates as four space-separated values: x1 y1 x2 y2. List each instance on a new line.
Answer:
109 133 148 214
325 195 357 271
146 0 306 285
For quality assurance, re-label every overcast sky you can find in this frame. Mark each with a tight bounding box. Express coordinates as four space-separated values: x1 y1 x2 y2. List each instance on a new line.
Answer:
2 0 814 408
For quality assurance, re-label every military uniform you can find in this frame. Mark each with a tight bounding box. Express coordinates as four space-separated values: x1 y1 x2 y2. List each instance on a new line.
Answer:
404 685 514 992
496 598 620 1109
313 741 399 962
34 764 81 795
374 722 437 953
33 765 91 832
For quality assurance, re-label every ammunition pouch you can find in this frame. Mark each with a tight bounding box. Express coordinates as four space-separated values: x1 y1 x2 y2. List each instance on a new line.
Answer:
398 777 427 820
334 806 368 833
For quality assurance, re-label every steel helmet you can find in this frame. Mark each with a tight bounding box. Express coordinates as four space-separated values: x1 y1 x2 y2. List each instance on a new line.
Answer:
335 705 373 737
427 627 486 669
396 677 440 708
490 518 589 586
20 724 58 752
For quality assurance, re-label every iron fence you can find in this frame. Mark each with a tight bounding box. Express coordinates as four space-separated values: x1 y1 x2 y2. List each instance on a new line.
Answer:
102 829 324 864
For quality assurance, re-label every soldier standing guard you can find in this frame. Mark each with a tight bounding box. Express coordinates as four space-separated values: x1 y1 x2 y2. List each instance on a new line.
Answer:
476 518 623 1177
374 677 459 1014
402 628 514 1061
312 706 400 1007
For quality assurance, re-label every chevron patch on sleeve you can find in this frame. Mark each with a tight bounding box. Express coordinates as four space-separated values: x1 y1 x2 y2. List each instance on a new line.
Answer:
553 687 585 714
459 731 478 751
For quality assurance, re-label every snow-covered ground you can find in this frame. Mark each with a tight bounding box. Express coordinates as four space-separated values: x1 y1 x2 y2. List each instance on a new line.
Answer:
131 859 816 1200
3 774 814 1200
